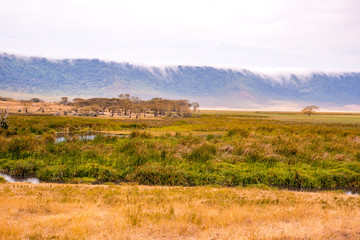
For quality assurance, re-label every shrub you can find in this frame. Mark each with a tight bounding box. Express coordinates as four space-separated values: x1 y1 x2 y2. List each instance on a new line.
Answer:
186 144 217 162
0 176 6 183
1 159 43 176
92 135 118 143
206 134 215 140
43 132 56 144
7 136 39 157
37 165 69 181
227 128 249 138
129 131 151 139
73 163 121 182
128 162 191 186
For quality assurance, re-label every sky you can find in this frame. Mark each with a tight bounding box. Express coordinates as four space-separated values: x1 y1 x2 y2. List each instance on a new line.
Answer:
1 0 360 71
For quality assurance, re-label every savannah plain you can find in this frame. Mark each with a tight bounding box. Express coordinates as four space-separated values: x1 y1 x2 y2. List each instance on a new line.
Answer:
1 98 360 239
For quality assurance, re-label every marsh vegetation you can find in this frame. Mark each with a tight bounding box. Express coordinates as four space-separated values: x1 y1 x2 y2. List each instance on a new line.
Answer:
0 112 359 191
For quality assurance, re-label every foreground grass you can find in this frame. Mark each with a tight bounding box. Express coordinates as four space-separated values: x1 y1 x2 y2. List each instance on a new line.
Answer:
1 183 360 239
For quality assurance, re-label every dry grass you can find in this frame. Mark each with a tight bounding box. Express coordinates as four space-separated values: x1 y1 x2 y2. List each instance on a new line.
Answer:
0 100 174 120
1 183 360 240
0 100 72 115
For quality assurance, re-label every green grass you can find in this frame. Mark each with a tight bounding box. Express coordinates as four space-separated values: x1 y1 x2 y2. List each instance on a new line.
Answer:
1 113 360 190
269 113 360 124
201 110 360 124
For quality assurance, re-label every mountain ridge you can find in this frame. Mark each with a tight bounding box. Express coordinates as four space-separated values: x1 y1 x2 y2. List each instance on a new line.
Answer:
1 53 360 111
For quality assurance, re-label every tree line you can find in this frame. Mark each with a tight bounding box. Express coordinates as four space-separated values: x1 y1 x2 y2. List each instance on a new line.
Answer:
60 94 199 118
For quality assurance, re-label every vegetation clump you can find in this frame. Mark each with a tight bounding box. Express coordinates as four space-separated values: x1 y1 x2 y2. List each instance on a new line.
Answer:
0 176 6 183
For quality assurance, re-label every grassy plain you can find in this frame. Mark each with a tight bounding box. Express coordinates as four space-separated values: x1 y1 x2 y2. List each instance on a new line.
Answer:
1 183 360 240
1 111 360 190
201 110 360 124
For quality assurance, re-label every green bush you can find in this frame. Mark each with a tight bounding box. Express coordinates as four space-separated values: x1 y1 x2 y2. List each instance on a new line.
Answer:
1 159 43 176
129 130 151 139
73 163 121 182
36 165 69 181
227 128 249 138
7 136 39 158
186 144 217 162
128 162 191 186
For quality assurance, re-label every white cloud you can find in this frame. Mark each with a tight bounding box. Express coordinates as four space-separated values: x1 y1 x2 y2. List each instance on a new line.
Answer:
0 0 359 70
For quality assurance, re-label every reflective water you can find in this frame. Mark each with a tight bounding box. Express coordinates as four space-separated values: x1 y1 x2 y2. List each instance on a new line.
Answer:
55 133 127 143
345 191 359 196
55 134 96 143
55 136 67 143
0 172 40 183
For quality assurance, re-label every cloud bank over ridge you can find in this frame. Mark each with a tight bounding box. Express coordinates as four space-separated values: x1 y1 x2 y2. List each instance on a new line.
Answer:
1 53 360 111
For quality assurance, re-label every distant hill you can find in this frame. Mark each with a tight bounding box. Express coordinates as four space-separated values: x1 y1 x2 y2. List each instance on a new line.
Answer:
1 53 360 110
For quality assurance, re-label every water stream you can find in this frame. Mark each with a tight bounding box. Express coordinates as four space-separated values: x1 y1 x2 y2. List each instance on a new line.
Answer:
0 171 359 196
0 172 40 183
55 133 127 143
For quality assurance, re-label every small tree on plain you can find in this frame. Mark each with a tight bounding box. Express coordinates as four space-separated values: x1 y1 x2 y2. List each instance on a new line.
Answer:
192 102 200 112
302 105 319 116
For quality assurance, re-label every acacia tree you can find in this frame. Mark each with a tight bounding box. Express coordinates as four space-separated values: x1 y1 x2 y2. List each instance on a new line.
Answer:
60 97 69 106
164 100 173 117
149 98 161 117
174 100 192 117
118 94 131 116
70 98 86 113
192 102 200 112
302 105 319 116
108 98 120 117
93 98 113 113
139 100 149 117
130 96 141 118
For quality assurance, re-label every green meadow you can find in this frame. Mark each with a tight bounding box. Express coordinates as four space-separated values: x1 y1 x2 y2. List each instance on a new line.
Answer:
1 112 360 190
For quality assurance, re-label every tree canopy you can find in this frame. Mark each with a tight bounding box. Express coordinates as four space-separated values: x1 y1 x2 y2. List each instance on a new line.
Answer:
301 105 319 116
67 94 199 118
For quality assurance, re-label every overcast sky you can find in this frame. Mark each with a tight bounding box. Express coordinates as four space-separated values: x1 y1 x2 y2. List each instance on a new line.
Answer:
1 0 359 71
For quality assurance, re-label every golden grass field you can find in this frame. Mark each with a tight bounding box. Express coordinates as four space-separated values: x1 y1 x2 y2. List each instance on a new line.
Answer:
1 182 360 240
0 100 72 115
